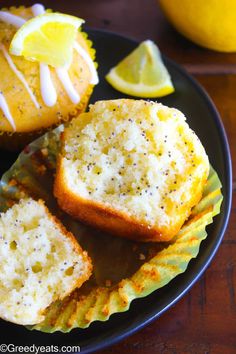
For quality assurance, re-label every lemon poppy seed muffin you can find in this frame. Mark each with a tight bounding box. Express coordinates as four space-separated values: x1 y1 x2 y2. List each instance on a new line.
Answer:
0 4 98 150
54 99 209 242
0 198 92 325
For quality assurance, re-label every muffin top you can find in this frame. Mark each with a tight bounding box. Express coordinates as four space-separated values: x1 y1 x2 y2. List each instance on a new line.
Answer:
0 4 98 133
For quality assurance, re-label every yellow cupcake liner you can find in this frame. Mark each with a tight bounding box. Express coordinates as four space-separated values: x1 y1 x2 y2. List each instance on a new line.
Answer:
0 126 222 332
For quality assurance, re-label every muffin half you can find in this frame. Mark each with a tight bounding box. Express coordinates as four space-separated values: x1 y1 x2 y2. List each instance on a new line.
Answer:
0 198 92 325
54 99 209 242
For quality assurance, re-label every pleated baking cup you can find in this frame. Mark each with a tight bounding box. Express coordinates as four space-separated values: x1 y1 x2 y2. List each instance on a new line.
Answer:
0 126 222 332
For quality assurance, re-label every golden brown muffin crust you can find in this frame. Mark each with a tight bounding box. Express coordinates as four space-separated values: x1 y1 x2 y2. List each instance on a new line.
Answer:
0 6 96 133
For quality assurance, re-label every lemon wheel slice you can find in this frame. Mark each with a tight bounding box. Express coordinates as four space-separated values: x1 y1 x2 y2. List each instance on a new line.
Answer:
106 40 174 98
10 13 84 68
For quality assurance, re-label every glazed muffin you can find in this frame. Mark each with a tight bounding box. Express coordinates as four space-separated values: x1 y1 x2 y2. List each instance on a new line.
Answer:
0 3 98 150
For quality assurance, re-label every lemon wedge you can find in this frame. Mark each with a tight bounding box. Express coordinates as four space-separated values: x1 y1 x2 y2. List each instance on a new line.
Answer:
106 40 174 98
10 13 84 68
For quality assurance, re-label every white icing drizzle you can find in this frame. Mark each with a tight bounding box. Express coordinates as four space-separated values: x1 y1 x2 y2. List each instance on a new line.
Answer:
74 42 99 85
0 11 26 28
0 44 40 109
31 3 82 105
31 3 45 15
56 68 80 104
0 92 16 130
40 63 57 107
31 4 58 107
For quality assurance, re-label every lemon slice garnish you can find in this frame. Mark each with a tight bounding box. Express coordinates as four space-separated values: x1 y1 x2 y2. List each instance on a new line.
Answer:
10 13 84 68
106 40 174 98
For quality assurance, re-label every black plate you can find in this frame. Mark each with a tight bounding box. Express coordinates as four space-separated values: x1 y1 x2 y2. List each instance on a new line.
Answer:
0 29 232 354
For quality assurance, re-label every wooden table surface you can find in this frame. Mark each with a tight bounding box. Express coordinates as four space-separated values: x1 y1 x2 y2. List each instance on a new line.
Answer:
2 0 235 353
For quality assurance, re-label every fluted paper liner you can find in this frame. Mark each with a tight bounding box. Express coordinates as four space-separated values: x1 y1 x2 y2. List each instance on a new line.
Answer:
0 126 223 332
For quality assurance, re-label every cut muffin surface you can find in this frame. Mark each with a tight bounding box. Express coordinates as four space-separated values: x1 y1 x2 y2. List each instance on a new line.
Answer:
0 198 92 325
54 99 209 242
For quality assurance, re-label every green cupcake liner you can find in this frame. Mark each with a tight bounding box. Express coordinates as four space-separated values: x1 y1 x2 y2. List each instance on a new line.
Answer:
0 126 223 332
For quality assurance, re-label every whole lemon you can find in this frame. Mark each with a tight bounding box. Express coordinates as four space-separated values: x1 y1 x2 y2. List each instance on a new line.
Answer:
159 0 236 52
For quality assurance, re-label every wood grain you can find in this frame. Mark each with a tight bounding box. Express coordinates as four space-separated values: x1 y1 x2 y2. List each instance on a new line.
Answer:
0 0 235 353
